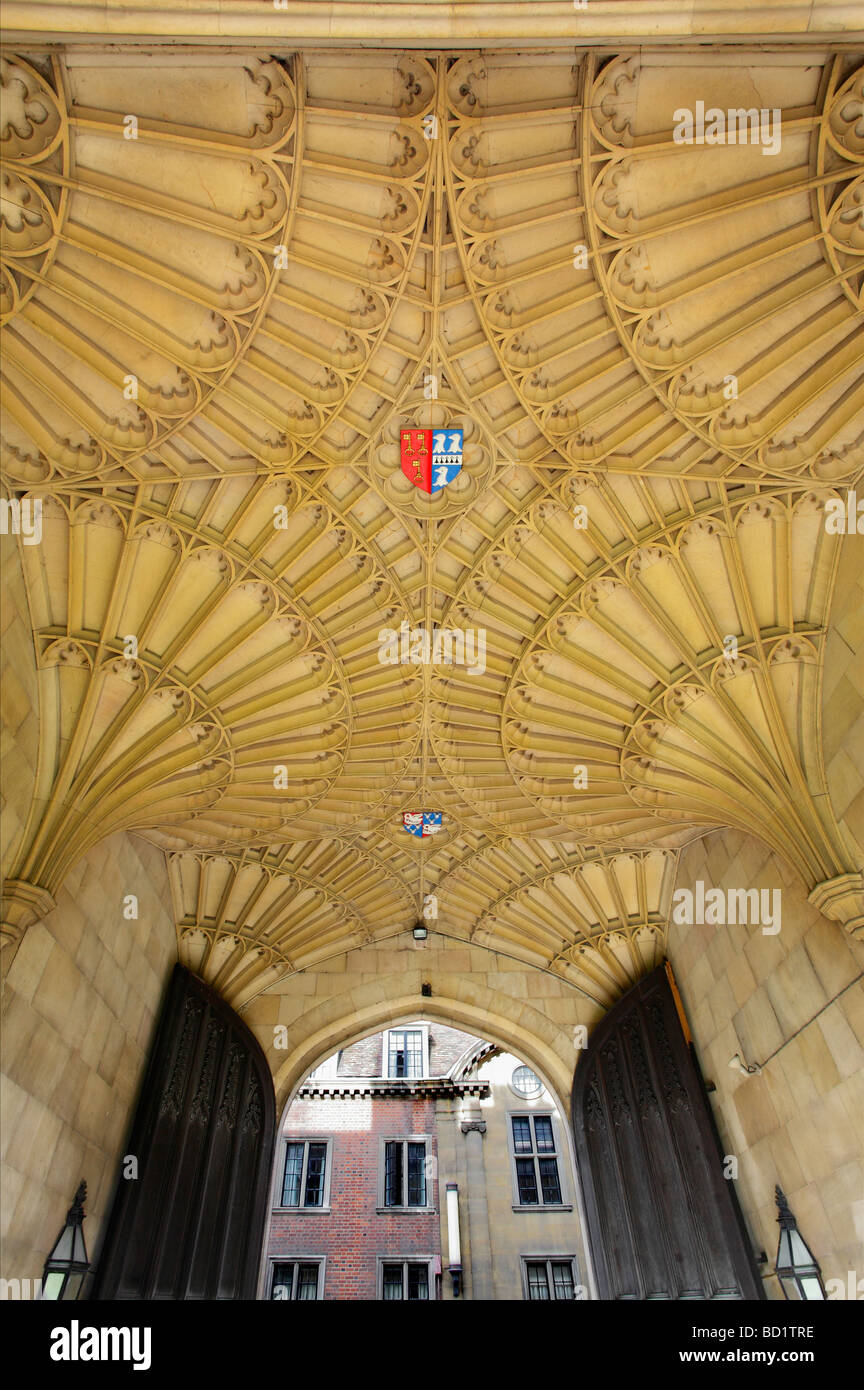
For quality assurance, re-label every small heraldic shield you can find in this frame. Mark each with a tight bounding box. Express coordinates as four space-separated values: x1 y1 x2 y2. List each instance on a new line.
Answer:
400 429 463 494
402 811 443 838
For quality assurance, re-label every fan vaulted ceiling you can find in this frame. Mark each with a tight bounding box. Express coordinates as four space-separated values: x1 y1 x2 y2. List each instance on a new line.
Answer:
1 45 862 1006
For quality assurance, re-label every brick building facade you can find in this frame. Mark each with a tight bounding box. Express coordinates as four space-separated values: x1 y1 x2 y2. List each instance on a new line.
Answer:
267 1092 441 1300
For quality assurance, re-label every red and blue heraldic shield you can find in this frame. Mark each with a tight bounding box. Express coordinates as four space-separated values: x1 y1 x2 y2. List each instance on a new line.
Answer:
402 812 443 838
400 429 463 494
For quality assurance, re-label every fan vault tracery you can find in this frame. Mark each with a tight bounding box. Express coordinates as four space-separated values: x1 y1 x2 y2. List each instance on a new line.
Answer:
1 46 862 992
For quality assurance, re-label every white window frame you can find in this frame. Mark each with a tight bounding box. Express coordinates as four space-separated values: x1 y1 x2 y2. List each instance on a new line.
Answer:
377 1256 436 1301
276 1136 333 1211
383 1023 429 1079
509 1064 544 1099
376 1135 436 1212
308 1050 341 1080
520 1256 583 1301
268 1257 326 1301
507 1111 572 1212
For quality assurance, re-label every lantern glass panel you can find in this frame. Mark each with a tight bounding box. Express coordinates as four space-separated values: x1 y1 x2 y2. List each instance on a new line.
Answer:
787 1228 814 1267
41 1271 66 1300
799 1276 825 1301
50 1227 75 1262
62 1272 86 1300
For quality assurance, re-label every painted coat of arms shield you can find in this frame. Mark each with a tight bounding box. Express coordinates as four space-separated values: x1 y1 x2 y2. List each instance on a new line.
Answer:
400 429 463 494
402 812 443 838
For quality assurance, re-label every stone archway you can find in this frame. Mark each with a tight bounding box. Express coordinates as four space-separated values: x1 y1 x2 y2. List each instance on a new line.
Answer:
259 978 597 1302
267 975 579 1119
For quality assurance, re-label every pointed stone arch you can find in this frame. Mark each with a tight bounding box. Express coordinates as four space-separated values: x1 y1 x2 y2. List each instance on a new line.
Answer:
268 973 579 1118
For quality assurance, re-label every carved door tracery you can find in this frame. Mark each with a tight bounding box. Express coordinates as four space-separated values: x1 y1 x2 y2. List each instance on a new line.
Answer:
572 964 763 1300
92 965 275 1300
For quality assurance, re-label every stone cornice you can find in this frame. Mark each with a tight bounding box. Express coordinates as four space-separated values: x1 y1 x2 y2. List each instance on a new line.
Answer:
299 1077 491 1099
3 1 863 46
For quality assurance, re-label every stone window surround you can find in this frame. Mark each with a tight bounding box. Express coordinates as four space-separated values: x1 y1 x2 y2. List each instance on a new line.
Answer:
376 1256 438 1302
375 1133 437 1213
519 1255 582 1302
273 1135 334 1213
267 1256 327 1301
506 1110 573 1213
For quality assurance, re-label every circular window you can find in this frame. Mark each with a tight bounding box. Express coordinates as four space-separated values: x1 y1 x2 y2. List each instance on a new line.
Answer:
511 1065 543 1098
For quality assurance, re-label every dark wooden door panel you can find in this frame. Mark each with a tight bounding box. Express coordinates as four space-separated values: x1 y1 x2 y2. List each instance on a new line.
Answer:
92 965 275 1300
573 963 763 1300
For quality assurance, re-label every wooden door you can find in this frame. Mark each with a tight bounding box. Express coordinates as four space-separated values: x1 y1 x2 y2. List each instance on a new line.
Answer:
92 964 275 1299
572 963 763 1300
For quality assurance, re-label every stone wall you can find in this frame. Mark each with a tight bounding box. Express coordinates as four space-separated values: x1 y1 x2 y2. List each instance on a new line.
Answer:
1 536 177 1289
243 934 593 1119
668 832 864 1298
822 531 864 868
667 530 864 1300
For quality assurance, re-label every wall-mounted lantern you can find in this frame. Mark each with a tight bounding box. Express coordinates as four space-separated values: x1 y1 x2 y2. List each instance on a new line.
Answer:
774 1186 825 1301
42 1182 90 1300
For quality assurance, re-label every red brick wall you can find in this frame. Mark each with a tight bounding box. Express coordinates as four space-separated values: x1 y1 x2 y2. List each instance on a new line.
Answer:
266 1094 441 1300
337 1032 383 1076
